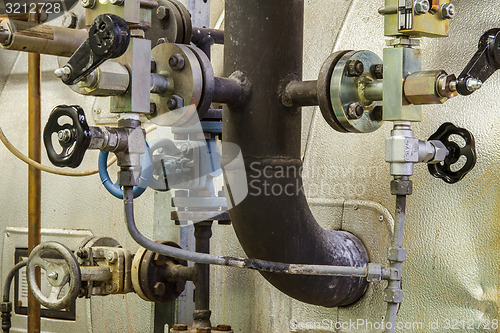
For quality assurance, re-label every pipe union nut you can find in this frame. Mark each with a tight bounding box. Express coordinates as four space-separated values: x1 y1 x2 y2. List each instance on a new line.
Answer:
429 140 448 164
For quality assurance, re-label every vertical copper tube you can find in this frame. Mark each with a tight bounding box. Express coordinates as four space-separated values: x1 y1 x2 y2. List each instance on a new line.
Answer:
27 50 41 333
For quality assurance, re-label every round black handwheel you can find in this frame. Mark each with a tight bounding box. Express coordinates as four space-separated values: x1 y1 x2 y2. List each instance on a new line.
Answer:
89 14 130 58
43 105 91 168
428 123 477 184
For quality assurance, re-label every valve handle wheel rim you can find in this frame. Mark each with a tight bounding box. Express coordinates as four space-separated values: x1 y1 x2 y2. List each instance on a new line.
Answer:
27 242 81 310
43 105 92 168
98 142 154 199
427 122 477 184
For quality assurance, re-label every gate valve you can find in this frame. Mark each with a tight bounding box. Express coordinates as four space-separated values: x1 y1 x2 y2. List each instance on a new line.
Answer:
54 14 130 86
456 28 500 96
43 105 92 168
427 123 477 184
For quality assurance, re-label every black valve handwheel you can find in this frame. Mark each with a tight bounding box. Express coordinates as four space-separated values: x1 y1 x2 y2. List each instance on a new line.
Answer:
43 105 91 168
89 14 130 58
428 123 477 184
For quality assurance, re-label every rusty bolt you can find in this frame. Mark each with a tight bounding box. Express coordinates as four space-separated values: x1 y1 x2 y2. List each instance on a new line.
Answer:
173 324 188 331
216 324 232 331
169 54 185 70
153 253 167 266
347 60 364 77
153 282 166 296
198 328 211 333
156 6 169 20
76 249 87 259
347 102 364 119
372 64 383 79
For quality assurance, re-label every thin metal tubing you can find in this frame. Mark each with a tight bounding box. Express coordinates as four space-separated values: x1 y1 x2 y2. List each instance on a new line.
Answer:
3 261 27 302
384 193 407 333
27 50 41 333
123 187 370 277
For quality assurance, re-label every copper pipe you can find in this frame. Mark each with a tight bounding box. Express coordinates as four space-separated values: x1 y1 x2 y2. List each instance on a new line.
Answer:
27 22 41 333
0 14 29 22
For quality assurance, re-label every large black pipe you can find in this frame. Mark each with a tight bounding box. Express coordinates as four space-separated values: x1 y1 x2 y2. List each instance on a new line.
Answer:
222 0 369 307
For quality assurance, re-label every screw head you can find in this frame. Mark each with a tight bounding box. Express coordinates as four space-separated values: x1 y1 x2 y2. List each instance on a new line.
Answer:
440 3 456 19
347 60 364 77
47 272 58 280
169 54 185 70
54 66 71 81
347 102 364 119
109 0 124 5
414 0 430 15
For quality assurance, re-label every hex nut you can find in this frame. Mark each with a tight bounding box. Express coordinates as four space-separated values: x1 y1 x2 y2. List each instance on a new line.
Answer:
440 3 456 19
372 64 383 79
390 179 413 195
414 0 430 15
216 324 232 331
387 247 407 262
198 328 211 333
153 282 166 296
347 102 364 119
109 0 124 4
1 302 12 313
169 54 185 70
156 6 169 20
106 251 118 263
404 70 449 105
80 0 95 8
430 140 448 163
167 95 184 110
62 13 78 29
172 324 188 331
347 60 364 77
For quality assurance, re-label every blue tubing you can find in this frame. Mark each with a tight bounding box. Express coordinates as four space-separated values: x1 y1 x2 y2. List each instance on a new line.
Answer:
98 143 153 199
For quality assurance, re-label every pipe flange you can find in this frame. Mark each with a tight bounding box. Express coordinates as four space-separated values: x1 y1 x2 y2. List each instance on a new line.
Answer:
131 242 187 303
318 50 384 133
169 0 193 44
149 43 204 126
317 50 352 133
146 0 191 44
329 50 383 133
185 44 215 120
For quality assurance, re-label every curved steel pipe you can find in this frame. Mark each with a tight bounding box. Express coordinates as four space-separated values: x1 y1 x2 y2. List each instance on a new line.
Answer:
222 0 369 307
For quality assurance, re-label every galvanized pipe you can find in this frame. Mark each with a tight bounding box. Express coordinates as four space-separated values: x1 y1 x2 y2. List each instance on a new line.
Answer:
384 192 407 333
222 0 369 307
27 50 41 333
